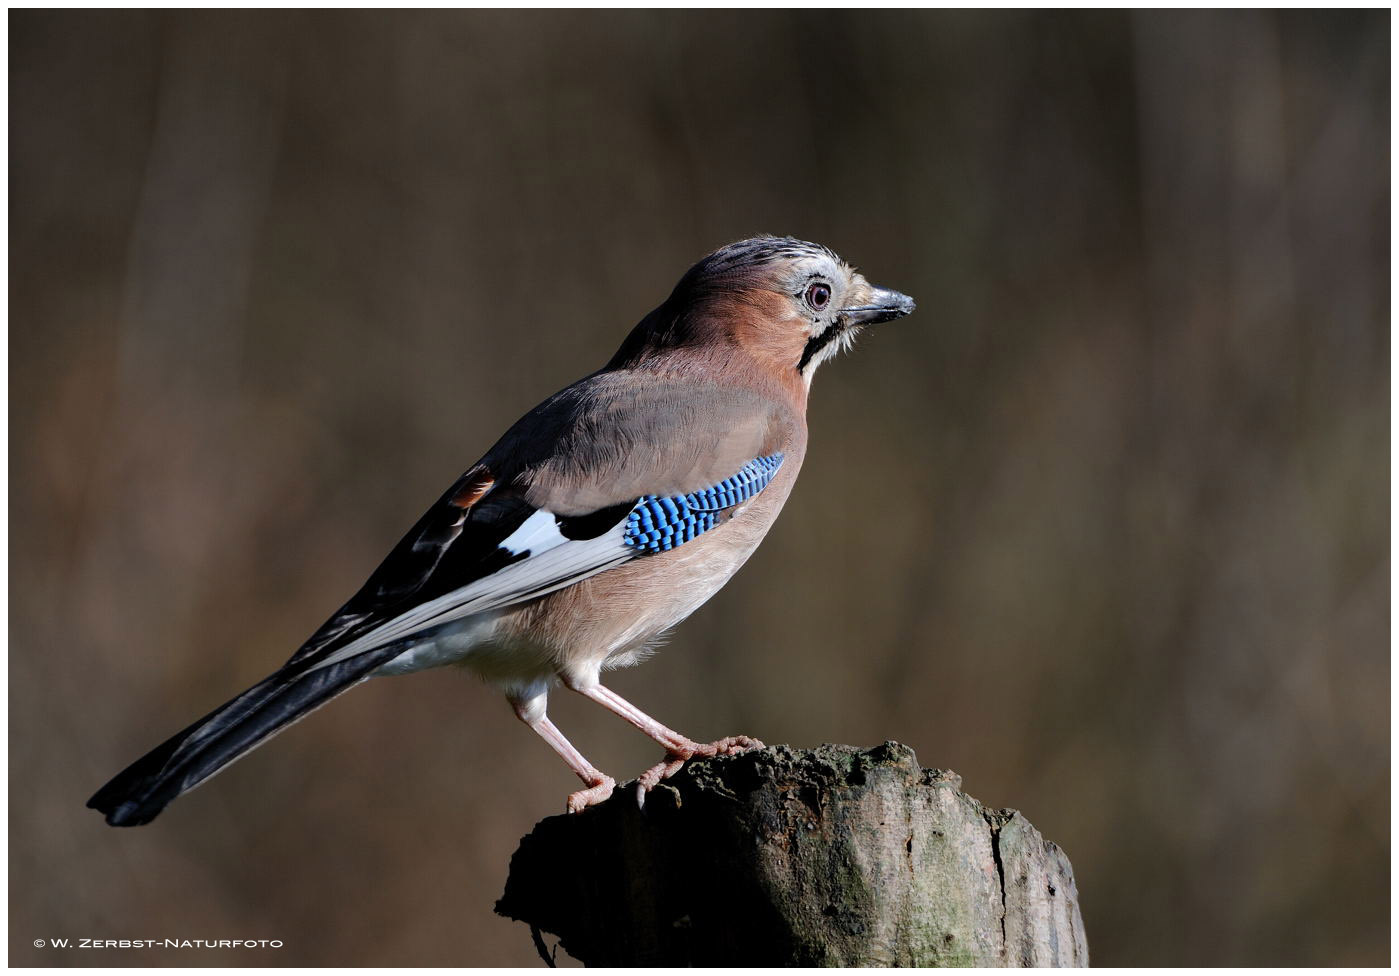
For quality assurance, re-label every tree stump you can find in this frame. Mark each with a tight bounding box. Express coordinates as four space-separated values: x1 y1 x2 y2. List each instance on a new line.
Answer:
496 742 1088 966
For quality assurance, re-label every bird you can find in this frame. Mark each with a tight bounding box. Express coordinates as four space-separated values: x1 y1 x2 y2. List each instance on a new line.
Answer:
88 235 915 826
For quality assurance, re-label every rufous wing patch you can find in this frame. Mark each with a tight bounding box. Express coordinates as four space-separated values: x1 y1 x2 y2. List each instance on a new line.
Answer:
449 467 495 510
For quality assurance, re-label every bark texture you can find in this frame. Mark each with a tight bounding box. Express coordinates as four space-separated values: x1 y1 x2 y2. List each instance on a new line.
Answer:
496 742 1087 966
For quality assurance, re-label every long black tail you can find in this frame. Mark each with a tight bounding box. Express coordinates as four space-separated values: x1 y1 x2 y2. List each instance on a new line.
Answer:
88 647 402 827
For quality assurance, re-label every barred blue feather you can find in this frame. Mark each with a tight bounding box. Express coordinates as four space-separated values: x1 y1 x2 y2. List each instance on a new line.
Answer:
624 454 785 554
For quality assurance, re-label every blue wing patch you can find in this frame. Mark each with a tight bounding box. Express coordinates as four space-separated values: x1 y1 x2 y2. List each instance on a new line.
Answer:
623 454 785 554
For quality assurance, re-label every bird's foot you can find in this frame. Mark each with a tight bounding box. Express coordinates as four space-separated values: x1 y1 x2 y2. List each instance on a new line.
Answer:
565 772 616 814
634 735 765 805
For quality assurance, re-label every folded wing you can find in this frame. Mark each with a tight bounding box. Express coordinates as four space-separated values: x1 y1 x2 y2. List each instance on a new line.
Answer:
304 453 785 672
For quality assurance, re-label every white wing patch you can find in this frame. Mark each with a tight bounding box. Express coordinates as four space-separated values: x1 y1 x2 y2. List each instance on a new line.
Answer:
499 509 569 556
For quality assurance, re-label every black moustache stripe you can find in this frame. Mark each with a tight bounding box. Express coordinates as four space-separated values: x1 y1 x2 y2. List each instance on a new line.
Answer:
797 324 843 373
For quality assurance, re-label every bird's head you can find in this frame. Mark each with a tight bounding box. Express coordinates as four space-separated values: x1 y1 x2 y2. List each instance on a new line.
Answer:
609 236 916 390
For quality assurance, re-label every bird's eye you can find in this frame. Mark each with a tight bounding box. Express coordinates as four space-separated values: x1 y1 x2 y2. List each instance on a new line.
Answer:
805 283 831 310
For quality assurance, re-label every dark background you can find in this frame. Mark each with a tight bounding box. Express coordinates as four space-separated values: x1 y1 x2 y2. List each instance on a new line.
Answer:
10 9 1388 967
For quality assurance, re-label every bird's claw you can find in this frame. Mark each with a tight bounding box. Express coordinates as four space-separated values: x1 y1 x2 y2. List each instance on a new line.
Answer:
699 735 766 757
634 735 766 808
566 737 765 812
566 774 615 814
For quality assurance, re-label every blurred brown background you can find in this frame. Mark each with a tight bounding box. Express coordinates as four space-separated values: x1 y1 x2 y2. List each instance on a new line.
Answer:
10 9 1388 967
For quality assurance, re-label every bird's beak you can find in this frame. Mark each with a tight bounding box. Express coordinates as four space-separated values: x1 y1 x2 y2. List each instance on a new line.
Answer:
840 286 916 325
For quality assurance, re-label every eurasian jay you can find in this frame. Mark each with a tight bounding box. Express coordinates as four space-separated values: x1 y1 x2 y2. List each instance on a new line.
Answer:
88 236 915 826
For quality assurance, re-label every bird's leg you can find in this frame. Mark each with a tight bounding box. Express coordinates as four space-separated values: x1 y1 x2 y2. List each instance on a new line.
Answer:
509 694 615 814
569 683 764 798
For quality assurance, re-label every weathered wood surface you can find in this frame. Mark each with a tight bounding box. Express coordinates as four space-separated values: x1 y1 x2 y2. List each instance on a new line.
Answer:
496 742 1088 967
